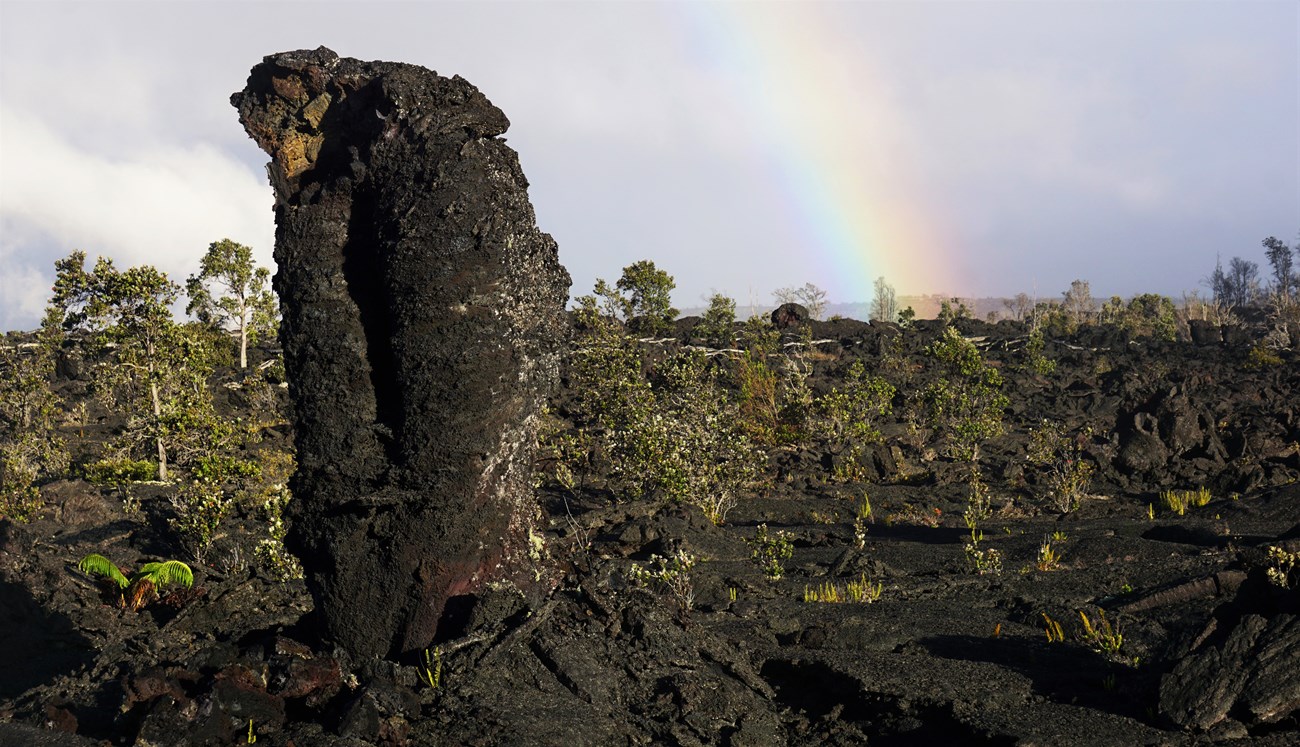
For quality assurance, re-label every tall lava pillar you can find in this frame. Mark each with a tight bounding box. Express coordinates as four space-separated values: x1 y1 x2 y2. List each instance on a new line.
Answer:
233 48 570 660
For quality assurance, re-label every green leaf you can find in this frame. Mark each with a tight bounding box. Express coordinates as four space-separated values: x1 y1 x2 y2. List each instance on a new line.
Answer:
135 560 194 590
77 553 129 588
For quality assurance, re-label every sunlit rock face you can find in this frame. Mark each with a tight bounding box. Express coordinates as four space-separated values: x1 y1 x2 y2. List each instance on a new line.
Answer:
233 47 570 660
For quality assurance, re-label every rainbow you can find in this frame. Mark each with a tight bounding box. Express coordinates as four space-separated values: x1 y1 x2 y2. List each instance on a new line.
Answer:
675 2 958 302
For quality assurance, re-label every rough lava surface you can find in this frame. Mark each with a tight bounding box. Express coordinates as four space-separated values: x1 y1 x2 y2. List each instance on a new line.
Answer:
1 317 1299 745
231 47 570 660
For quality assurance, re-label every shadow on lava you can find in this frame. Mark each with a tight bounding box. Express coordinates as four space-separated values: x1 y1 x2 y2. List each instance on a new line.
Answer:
918 633 1157 720
859 523 970 545
0 577 95 699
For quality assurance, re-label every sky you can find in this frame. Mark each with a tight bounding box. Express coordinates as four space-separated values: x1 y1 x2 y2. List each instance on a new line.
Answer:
1 0 1297 330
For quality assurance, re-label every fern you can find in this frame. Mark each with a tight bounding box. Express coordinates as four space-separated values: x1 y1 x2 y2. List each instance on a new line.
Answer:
77 554 129 589
76 554 194 611
135 560 194 591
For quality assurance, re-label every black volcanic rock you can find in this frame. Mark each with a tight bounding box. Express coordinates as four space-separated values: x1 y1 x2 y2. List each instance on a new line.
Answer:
771 302 810 329
233 47 570 660
1188 319 1221 346
1160 583 1300 730
1117 412 1170 475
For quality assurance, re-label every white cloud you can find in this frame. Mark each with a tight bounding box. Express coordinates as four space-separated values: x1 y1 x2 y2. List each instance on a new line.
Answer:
0 254 48 332
0 104 275 328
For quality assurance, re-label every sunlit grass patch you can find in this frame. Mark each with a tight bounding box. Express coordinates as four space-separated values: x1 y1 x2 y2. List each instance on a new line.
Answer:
803 573 883 604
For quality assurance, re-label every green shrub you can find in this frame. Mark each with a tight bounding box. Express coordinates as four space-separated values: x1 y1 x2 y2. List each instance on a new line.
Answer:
730 320 817 448
0 484 42 524
169 479 232 562
1244 343 1283 370
0 338 68 522
533 407 591 492
645 350 766 523
694 293 737 348
1100 294 1178 341
1026 420 1094 512
963 467 993 527
249 449 303 580
964 533 1002 575
733 351 814 447
627 549 697 611
1037 302 1075 338
747 524 794 580
918 327 1009 462
1023 328 1057 375
1265 546 1297 589
190 453 261 485
816 361 895 481
83 458 158 485
734 351 781 444
566 295 765 524
256 488 303 581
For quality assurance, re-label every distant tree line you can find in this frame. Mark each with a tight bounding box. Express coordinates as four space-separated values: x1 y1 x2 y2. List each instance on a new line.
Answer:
1208 234 1300 310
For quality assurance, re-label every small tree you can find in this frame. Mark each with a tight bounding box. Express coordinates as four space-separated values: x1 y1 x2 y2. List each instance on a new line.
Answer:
45 252 211 481
695 292 737 348
870 277 897 323
1228 257 1260 308
1210 256 1261 310
938 298 971 327
615 260 678 336
1003 293 1035 324
186 239 278 369
774 283 829 320
1061 280 1094 326
42 251 92 342
0 335 69 521
1263 236 1296 303
897 306 916 329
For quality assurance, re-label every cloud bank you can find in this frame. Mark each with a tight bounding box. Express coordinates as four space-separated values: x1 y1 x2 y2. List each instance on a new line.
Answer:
0 104 274 330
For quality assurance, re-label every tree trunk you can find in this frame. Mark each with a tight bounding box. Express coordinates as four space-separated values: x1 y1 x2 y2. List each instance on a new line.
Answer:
151 380 167 481
239 320 248 369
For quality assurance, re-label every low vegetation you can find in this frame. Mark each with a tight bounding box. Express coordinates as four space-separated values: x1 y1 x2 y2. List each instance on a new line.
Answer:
1159 487 1212 516
3 233 1299 742
747 524 794 580
803 574 883 604
627 549 698 612
77 553 194 612
1026 420 1095 513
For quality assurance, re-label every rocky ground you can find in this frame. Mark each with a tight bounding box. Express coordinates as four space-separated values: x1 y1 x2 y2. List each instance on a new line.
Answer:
2 313 1299 746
